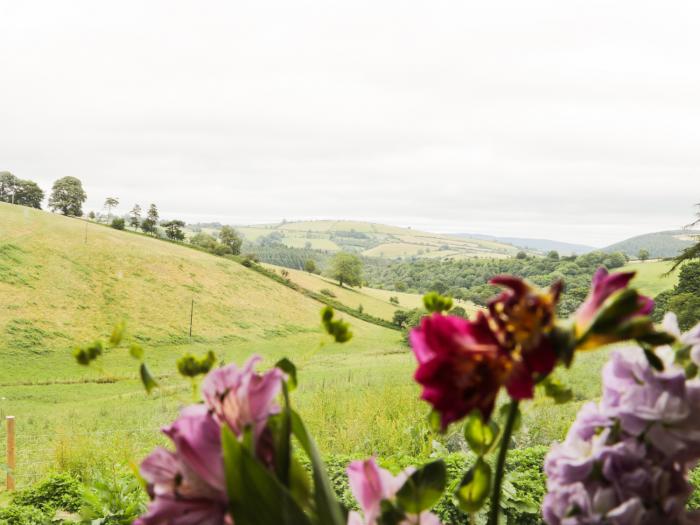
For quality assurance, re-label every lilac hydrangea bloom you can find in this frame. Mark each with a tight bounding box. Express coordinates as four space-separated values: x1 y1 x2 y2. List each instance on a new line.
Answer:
543 343 700 525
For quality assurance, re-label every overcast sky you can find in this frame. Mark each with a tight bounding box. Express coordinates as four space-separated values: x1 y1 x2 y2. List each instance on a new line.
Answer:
2 1 699 247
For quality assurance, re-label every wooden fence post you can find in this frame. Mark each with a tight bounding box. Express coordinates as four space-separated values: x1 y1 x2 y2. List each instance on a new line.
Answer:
6 416 15 491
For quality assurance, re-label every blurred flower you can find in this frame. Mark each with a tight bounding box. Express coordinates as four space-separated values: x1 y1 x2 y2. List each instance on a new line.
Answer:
347 458 442 525
663 312 700 367
488 275 562 399
574 268 653 350
135 406 229 525
201 354 284 440
410 312 510 429
543 347 700 525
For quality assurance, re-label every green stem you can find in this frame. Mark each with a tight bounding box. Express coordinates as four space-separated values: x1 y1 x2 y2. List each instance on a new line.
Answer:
488 400 519 525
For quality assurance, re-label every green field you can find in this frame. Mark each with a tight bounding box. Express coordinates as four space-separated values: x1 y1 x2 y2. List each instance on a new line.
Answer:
0 203 673 492
229 219 520 259
622 260 679 297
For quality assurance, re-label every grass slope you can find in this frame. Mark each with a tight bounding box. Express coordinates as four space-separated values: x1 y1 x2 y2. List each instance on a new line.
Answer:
262 264 479 321
621 260 679 297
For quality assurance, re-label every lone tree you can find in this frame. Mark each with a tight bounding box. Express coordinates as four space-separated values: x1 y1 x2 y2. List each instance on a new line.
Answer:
163 220 186 241
638 248 650 262
129 204 142 230
48 176 87 216
330 252 363 287
219 225 243 255
104 197 119 219
0 172 44 209
304 259 317 273
141 203 159 235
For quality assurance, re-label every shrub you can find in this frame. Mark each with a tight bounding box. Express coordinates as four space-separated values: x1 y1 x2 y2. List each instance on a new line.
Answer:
0 504 47 525
389 296 399 305
80 469 147 525
110 217 125 230
320 288 336 298
320 450 546 524
12 472 83 513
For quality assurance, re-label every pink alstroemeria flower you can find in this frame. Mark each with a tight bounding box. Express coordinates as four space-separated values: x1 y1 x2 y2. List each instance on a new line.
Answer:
574 268 653 349
201 354 285 439
135 406 229 525
346 458 442 525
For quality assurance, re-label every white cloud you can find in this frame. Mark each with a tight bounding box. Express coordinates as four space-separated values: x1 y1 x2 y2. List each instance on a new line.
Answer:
1 0 698 246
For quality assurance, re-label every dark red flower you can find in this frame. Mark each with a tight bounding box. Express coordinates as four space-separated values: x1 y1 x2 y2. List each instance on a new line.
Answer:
488 275 562 399
410 312 511 429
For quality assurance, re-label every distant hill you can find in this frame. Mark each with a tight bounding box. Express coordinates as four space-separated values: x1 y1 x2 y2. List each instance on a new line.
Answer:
208 220 520 260
601 230 698 258
452 233 595 255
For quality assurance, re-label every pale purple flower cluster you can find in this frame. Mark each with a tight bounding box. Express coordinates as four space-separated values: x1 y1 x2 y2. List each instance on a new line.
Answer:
544 316 700 525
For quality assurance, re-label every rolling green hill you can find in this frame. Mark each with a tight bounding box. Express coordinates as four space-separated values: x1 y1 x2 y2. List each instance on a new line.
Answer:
602 230 697 258
204 220 520 260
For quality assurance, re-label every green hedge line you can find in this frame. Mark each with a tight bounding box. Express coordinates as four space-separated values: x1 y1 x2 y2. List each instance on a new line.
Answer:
244 261 401 331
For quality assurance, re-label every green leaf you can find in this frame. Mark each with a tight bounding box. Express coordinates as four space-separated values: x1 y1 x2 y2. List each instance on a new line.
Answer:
73 347 90 366
395 460 446 513
109 321 126 347
290 410 345 525
273 384 292 487
320 307 353 343
637 330 677 347
643 347 664 372
378 500 406 525
455 458 492 513
463 411 500 456
128 343 144 360
275 358 298 391
221 426 312 525
542 377 574 404
139 363 158 394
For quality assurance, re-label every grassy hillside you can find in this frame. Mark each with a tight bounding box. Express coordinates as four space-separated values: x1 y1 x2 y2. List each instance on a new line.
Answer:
208 220 519 260
622 259 680 297
603 230 697 258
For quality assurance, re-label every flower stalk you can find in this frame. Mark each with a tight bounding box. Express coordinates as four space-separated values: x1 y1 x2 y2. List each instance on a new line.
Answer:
488 400 519 525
